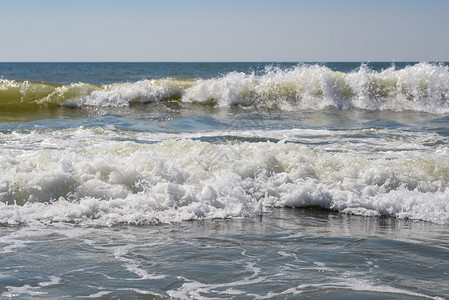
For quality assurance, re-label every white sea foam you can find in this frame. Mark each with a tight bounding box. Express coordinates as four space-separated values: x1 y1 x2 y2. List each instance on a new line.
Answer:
282 279 443 299
1 127 449 225
2 285 48 297
113 244 166 280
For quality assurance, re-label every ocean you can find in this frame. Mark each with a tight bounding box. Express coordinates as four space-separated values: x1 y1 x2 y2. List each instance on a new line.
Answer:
0 62 448 299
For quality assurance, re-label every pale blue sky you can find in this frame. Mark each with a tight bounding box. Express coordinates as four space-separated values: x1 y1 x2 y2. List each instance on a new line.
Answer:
1 0 448 62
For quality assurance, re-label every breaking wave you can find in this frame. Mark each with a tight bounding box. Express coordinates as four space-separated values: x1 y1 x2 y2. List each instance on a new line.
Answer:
1 127 449 225
1 62 449 113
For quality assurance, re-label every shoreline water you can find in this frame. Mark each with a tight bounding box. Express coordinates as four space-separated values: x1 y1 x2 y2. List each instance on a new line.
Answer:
1 208 447 299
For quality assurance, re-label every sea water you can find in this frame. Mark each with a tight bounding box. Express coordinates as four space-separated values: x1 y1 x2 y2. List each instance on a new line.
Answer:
0 62 448 299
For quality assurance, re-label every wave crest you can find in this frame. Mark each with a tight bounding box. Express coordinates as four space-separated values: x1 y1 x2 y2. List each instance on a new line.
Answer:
1 62 449 113
183 62 449 113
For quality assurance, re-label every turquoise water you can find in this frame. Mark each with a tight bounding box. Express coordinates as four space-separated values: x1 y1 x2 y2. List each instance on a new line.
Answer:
1 62 449 298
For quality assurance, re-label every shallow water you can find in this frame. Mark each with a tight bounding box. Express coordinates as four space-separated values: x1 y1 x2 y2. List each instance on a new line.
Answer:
1 209 448 299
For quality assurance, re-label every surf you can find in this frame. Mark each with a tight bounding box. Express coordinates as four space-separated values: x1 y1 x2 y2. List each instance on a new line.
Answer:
1 127 448 225
1 62 449 113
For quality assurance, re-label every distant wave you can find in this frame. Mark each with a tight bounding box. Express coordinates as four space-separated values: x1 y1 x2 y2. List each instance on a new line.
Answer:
1 62 449 113
0 78 193 107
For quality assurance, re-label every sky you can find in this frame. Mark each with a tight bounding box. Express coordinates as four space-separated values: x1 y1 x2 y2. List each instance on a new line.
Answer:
1 0 448 62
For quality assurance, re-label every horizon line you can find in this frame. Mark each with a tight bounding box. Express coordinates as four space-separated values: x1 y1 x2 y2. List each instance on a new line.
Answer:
0 60 444 63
